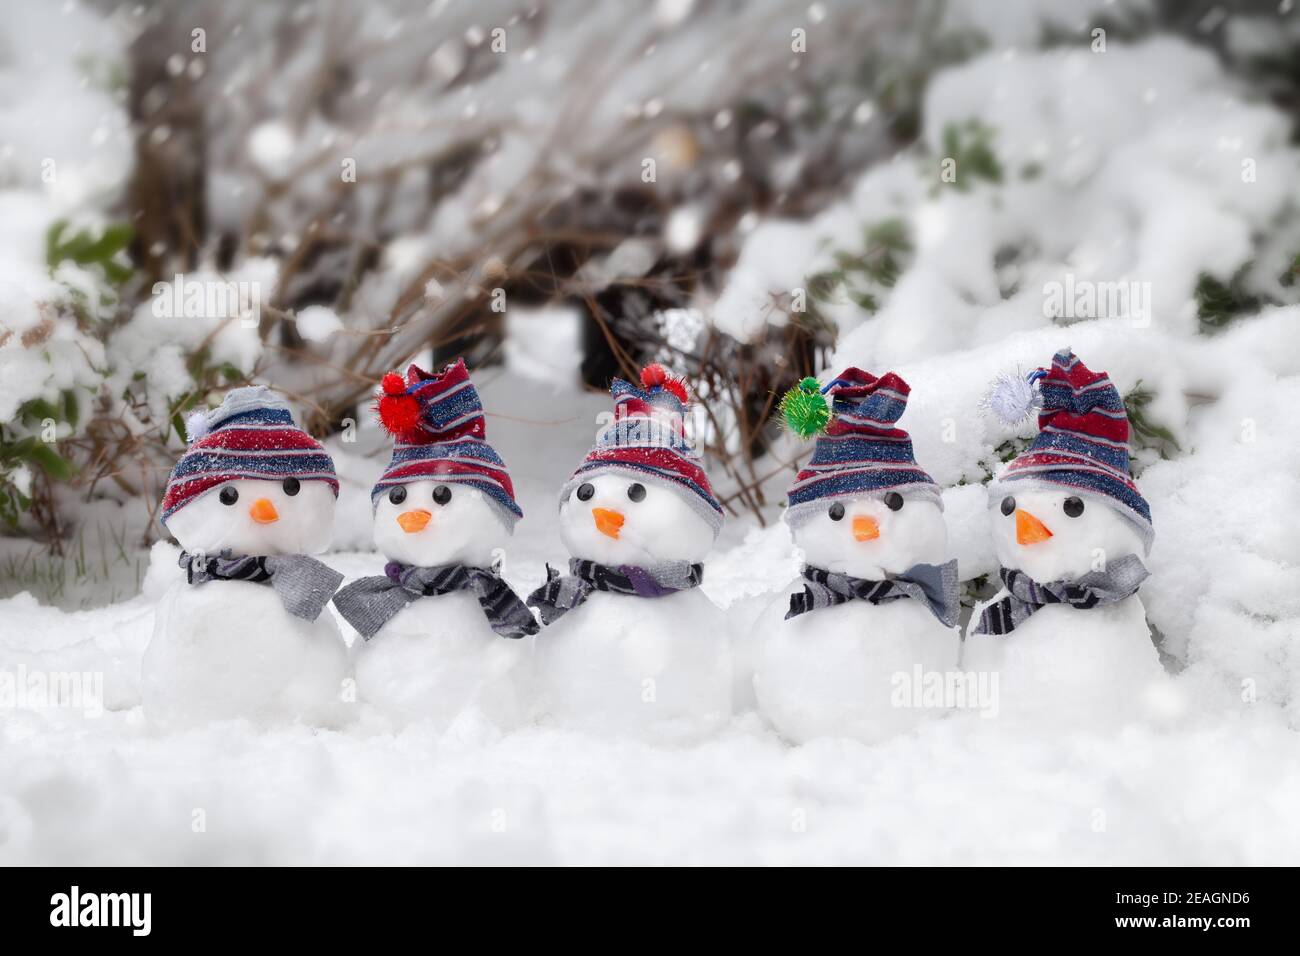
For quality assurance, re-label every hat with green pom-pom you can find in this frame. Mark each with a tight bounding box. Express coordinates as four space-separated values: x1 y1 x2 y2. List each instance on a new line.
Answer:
782 368 941 527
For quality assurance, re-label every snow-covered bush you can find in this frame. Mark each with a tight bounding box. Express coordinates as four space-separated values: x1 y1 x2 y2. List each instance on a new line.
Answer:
0 3 134 536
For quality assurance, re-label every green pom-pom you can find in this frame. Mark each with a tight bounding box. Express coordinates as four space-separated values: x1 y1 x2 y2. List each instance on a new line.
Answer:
780 377 831 438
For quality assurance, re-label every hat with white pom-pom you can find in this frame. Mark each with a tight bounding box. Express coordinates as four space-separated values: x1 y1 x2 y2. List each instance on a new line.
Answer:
780 368 942 527
160 385 339 526
559 364 724 537
986 348 1153 550
371 358 522 529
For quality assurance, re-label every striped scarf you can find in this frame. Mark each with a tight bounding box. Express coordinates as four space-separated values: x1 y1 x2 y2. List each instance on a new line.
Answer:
179 550 343 622
332 561 539 640
973 553 1149 636
526 558 704 626
786 559 959 627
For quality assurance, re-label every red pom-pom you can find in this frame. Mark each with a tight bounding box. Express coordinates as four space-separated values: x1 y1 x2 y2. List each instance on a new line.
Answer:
640 363 689 404
377 394 421 437
381 372 407 396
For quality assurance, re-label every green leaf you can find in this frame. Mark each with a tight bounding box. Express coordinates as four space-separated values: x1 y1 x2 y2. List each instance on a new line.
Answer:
62 390 80 429
1 437 38 463
1194 268 1260 333
849 291 880 313
934 119 1002 193
20 398 59 425
864 218 911 254
806 270 843 302
45 220 69 267
1123 383 1180 460
27 444 74 481
46 220 134 288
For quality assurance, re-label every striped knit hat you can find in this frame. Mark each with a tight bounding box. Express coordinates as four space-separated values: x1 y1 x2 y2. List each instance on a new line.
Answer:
560 364 723 537
988 348 1153 551
784 369 941 528
372 359 521 529
161 386 338 527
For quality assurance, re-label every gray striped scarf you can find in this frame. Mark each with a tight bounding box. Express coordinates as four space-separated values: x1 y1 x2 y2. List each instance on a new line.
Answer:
973 553 1149 636
526 558 704 626
332 561 539 640
179 550 343 622
786 559 960 627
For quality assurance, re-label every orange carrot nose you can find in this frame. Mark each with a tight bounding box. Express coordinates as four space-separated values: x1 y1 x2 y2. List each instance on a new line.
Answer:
852 515 880 542
1015 509 1053 545
397 509 432 533
592 507 624 539
249 498 279 524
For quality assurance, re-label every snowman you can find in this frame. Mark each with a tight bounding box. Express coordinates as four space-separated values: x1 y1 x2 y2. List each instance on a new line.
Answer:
963 349 1163 728
527 364 731 742
752 371 960 745
332 360 538 730
144 386 348 729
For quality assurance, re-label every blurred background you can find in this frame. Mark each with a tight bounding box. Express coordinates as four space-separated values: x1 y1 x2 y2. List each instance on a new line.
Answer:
1 0 1299 604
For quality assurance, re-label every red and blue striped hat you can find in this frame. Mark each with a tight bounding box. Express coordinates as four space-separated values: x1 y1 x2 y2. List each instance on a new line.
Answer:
560 364 723 537
785 369 941 527
989 349 1153 550
372 359 522 529
161 386 339 526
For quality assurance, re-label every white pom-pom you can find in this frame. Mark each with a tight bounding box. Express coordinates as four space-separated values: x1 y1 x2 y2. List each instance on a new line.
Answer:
184 409 211 443
983 370 1041 426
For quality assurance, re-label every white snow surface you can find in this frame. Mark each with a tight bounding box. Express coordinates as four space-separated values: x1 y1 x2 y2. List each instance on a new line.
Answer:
2 367 1300 865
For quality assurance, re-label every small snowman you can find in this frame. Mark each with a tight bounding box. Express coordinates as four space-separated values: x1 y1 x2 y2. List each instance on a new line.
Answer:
964 349 1163 728
333 360 538 729
527 364 731 742
753 371 960 745
144 386 348 729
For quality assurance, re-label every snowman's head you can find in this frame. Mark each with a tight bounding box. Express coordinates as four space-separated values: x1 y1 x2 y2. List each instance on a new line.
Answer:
983 349 1155 579
559 471 715 566
159 385 340 557
166 477 336 556
370 359 524 564
793 490 948 580
781 368 946 579
373 479 508 568
556 364 723 567
990 488 1144 583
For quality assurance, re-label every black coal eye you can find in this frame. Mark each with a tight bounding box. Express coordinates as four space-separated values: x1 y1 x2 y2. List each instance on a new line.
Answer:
576 482 594 502
388 485 407 505
828 502 845 521
1000 496 1016 516
627 482 646 503
884 492 904 512
1063 496 1085 518
218 486 239 506
432 484 452 506
282 477 300 496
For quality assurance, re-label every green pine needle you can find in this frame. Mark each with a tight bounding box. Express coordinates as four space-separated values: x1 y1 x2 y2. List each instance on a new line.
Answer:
779 377 831 438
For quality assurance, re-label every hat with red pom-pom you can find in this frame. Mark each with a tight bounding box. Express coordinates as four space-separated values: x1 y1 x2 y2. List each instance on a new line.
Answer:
160 385 338 526
986 348 1152 551
560 364 723 537
372 359 522 528
781 368 941 527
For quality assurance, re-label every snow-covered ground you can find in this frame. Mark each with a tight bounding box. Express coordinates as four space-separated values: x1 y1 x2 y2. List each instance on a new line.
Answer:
2 370 1299 866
